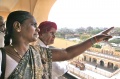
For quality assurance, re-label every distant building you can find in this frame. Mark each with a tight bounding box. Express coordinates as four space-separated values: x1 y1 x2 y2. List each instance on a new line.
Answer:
69 42 120 78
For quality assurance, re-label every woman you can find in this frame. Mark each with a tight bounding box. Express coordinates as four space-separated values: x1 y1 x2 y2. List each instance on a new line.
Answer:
0 10 113 79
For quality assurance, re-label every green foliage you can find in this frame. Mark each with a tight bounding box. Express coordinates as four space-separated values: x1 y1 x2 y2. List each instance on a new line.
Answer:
56 27 120 45
115 49 120 52
90 28 103 35
109 39 120 44
93 44 101 48
113 27 120 36
80 34 90 41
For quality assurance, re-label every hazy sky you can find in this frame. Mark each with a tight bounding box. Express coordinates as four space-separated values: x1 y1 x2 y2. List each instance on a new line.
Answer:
48 0 120 29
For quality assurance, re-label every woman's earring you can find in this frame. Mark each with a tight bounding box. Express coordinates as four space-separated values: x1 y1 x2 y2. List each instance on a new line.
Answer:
17 29 20 32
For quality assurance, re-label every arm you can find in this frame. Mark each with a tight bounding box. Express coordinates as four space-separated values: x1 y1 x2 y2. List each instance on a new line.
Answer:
52 27 114 61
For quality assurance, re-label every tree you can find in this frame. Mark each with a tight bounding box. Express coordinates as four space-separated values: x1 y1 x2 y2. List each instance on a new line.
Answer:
86 26 93 34
109 39 120 44
57 27 75 39
75 27 86 34
90 27 103 35
93 44 101 48
80 34 90 41
113 27 120 36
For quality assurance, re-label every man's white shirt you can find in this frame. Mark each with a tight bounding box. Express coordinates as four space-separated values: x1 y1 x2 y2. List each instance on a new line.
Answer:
0 32 4 75
35 39 68 79
0 32 5 47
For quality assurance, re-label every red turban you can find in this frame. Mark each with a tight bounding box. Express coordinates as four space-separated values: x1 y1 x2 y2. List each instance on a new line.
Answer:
38 21 57 34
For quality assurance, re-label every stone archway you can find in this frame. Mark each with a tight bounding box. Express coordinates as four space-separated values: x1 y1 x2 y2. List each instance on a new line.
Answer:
92 58 97 63
89 57 91 62
114 65 119 70
108 62 113 68
0 0 57 23
33 0 56 23
100 60 104 66
84 56 86 61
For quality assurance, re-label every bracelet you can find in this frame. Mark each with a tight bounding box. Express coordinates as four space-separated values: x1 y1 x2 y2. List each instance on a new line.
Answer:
91 37 95 45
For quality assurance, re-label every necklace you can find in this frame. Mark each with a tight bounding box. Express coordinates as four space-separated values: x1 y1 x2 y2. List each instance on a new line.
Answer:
10 44 22 59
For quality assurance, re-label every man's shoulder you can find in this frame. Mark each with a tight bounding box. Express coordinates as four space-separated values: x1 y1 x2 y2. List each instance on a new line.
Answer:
0 32 5 36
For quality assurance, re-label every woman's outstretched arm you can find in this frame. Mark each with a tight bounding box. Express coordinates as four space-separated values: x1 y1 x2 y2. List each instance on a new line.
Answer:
52 27 114 61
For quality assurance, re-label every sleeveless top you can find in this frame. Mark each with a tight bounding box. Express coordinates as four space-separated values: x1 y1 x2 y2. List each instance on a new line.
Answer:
7 45 52 79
